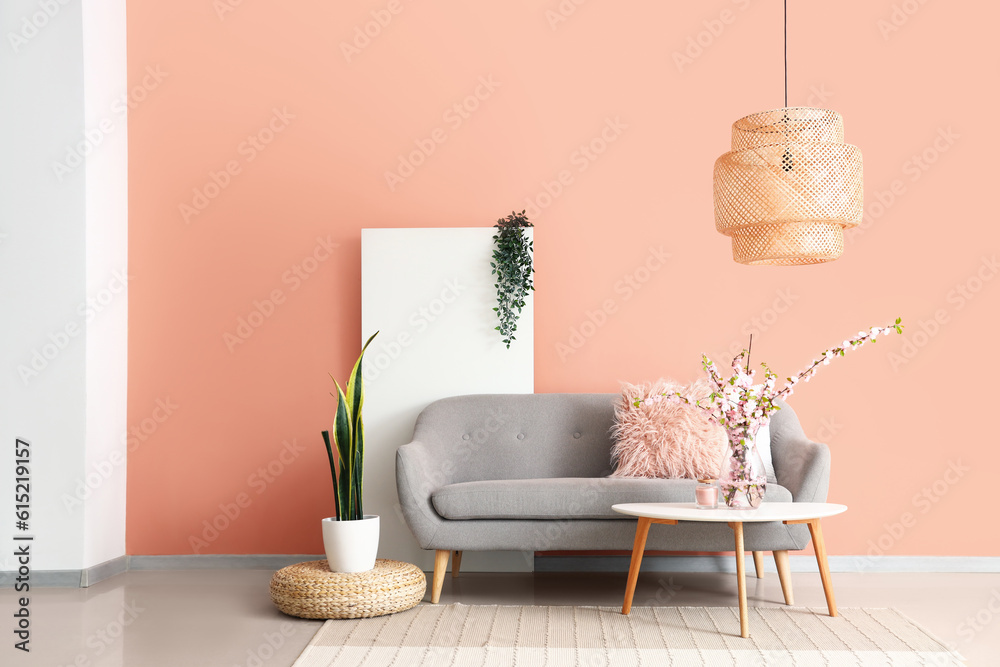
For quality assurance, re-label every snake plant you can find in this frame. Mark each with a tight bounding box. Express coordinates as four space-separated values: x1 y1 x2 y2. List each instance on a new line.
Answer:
321 331 378 521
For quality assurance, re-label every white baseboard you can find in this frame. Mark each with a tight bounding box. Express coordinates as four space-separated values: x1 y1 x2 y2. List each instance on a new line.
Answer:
0 555 128 588
5 553 998 588
127 554 322 571
0 554 317 588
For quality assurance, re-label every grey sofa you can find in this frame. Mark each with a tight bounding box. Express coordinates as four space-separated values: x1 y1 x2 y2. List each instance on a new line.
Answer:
396 393 831 603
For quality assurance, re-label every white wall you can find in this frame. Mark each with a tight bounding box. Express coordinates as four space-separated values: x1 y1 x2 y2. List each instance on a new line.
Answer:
0 0 127 573
361 228 534 572
81 0 128 569
0 0 88 572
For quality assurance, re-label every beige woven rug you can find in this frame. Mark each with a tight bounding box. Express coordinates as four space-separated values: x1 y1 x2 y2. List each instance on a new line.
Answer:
291 604 963 666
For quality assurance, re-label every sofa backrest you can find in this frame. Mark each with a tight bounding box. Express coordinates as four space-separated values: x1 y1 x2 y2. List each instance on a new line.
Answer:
411 393 805 484
412 393 619 482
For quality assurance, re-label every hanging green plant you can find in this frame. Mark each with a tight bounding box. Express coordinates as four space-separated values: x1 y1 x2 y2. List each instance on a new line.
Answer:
491 210 534 348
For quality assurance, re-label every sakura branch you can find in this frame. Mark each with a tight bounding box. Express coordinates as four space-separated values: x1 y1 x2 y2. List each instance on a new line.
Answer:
774 318 904 401
633 318 905 508
635 318 905 422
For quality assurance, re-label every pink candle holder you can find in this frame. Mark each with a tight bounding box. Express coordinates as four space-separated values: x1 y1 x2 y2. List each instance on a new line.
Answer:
695 479 719 509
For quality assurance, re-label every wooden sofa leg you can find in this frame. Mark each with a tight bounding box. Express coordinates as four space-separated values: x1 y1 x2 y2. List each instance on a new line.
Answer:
431 550 450 603
752 551 765 579
452 551 462 578
773 550 794 605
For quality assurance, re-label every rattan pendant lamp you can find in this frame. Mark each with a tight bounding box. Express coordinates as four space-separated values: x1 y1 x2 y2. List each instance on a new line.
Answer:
713 0 863 265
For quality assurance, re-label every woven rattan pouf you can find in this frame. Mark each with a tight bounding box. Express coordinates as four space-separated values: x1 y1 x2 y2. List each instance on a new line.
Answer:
270 559 426 619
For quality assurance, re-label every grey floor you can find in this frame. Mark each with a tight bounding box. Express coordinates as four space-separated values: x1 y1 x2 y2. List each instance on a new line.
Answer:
3 568 997 665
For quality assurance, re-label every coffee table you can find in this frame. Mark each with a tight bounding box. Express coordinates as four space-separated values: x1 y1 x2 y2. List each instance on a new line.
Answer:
612 502 847 638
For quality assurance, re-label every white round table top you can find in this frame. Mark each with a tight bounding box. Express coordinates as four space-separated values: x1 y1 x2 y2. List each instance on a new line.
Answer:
611 502 847 523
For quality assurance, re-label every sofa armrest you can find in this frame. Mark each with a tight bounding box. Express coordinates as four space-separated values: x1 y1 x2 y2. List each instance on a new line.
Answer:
772 435 830 503
395 441 450 549
769 401 831 503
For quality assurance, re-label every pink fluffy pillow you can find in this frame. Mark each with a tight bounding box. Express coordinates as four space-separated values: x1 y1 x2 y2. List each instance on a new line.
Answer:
610 378 727 479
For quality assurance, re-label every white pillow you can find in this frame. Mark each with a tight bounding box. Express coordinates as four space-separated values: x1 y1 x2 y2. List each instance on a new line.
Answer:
755 422 778 485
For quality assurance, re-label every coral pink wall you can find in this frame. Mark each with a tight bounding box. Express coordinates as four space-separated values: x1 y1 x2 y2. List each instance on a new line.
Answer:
127 0 999 557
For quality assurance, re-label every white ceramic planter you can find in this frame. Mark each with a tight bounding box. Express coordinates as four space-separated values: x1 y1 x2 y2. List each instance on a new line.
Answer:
321 515 380 573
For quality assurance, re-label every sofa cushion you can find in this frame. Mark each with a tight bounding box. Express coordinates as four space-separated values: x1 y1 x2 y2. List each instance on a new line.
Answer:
756 421 778 485
611 379 727 480
431 477 793 520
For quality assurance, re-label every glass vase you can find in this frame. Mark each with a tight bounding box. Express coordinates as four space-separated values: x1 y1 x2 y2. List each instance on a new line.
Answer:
718 423 768 509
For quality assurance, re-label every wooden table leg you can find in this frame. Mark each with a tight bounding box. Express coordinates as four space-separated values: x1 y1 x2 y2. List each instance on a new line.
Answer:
621 517 652 615
730 522 749 638
807 519 838 617
773 549 794 605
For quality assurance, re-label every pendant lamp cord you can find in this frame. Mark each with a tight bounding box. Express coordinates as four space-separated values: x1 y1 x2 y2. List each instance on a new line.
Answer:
784 0 788 107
